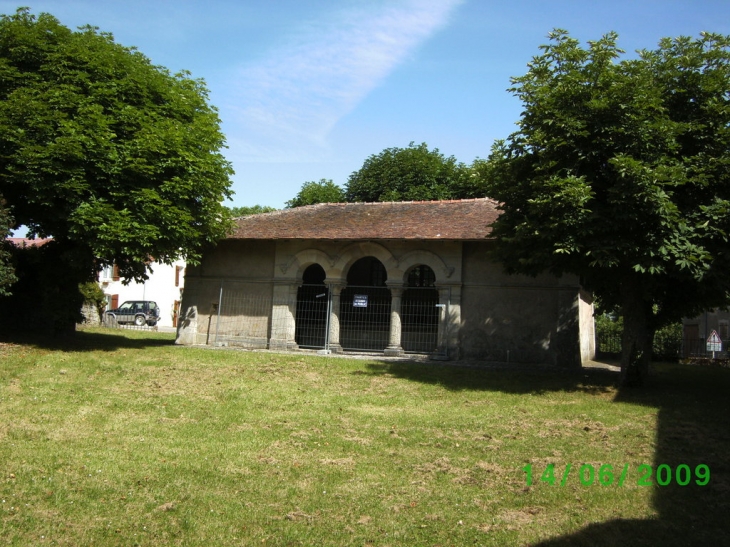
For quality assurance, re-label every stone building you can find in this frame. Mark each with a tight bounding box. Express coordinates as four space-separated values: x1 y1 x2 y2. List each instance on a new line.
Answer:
175 199 595 366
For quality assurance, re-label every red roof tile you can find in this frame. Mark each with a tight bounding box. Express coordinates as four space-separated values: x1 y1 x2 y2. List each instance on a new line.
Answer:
231 199 499 240
7 237 52 248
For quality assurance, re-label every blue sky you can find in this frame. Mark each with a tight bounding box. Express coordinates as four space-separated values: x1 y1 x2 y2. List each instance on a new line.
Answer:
2 1 730 209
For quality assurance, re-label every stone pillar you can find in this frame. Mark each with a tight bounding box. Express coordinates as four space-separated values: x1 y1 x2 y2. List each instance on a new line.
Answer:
385 285 404 356
435 286 450 356
175 304 198 345
269 282 299 351
328 284 344 354
446 285 461 359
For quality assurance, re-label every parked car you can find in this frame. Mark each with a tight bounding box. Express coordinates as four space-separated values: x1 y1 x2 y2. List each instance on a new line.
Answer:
105 300 160 327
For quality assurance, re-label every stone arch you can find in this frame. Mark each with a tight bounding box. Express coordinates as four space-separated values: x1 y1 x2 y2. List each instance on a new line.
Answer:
331 242 399 284
397 249 454 285
295 263 329 349
338 252 392 352
278 248 336 281
401 263 440 352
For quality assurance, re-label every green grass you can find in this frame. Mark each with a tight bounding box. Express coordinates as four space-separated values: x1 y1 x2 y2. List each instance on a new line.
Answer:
1 328 728 546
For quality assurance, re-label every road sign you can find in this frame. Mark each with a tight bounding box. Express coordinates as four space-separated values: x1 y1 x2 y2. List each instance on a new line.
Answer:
706 330 723 352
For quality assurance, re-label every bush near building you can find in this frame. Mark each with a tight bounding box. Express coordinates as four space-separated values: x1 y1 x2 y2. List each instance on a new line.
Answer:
596 315 682 362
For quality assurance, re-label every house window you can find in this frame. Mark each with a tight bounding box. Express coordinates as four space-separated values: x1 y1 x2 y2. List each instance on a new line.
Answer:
100 265 114 281
175 265 184 287
720 320 729 342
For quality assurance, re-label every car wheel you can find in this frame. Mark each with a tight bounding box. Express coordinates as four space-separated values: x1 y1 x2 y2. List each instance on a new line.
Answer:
134 314 146 327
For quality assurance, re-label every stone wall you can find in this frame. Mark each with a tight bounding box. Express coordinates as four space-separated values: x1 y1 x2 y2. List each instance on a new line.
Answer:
176 238 594 366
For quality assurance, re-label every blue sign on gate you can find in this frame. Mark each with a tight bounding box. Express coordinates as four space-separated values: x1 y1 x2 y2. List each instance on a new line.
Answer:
353 294 368 308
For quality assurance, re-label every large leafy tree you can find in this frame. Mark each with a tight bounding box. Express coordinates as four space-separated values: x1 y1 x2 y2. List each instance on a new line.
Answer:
484 30 730 385
286 179 344 208
345 142 475 202
0 9 233 331
0 199 16 295
229 205 277 217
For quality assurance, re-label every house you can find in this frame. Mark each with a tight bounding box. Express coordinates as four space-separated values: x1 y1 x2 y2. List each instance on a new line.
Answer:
175 199 595 366
99 259 186 328
682 309 729 358
7 237 52 248
4 237 185 329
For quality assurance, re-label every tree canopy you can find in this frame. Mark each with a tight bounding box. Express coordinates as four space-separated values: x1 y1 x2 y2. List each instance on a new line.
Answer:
0 8 233 331
229 205 277 217
286 179 344 208
345 142 477 202
0 201 16 295
483 30 730 384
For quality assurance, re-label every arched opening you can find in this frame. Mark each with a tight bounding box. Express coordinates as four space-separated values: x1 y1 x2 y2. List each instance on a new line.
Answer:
340 257 391 351
295 264 328 348
402 265 440 352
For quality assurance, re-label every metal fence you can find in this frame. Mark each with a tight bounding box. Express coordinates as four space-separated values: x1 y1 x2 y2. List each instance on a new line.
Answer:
680 337 729 360
101 314 161 331
213 287 276 349
295 284 329 349
401 287 441 353
339 285 392 352
596 333 728 361
173 282 449 356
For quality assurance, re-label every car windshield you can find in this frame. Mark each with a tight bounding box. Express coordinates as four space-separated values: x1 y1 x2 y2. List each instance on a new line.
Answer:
118 302 135 311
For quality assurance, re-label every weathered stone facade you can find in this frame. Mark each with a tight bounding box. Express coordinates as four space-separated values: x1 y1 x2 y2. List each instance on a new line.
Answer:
176 200 595 367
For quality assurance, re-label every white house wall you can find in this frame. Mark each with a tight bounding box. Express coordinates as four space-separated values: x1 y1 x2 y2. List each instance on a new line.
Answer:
99 260 186 328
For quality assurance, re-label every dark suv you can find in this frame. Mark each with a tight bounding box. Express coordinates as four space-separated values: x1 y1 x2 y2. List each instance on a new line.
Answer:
105 300 160 327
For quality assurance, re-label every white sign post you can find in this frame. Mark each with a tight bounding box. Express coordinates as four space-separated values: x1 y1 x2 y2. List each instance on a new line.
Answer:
706 330 722 358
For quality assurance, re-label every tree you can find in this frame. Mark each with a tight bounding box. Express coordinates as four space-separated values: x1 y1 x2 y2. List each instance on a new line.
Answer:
345 142 475 202
483 30 730 385
229 205 277 217
0 199 16 295
0 9 233 331
286 179 344 208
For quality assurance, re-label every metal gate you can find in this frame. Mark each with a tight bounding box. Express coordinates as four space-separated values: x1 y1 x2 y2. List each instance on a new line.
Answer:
402 287 440 353
339 285 392 352
295 284 329 349
208 282 449 356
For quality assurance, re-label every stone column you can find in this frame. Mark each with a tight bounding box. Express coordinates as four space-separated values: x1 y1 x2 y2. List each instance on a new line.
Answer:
446 285 461 359
269 282 299 351
327 283 344 354
385 285 404 356
435 286 450 356
175 304 198 345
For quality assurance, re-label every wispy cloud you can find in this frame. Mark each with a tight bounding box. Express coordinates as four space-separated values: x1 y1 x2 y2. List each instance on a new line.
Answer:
228 0 464 163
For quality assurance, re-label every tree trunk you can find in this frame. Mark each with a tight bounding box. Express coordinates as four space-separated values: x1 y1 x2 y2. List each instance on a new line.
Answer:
619 278 653 386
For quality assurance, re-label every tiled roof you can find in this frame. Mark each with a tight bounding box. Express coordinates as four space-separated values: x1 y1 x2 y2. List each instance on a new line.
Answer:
7 237 52 248
231 199 500 240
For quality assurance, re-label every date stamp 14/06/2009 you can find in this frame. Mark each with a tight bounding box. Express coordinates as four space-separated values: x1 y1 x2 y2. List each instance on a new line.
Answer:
523 463 710 487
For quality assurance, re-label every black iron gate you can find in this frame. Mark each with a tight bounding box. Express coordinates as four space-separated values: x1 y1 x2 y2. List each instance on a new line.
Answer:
339 285 392 352
290 283 448 355
295 284 329 349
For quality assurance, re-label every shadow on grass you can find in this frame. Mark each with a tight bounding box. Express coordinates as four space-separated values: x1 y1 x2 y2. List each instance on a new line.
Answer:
360 359 619 396
362 359 730 546
0 327 176 353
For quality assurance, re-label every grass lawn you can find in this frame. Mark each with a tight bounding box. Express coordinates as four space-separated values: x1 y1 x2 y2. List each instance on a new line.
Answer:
1 328 728 546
